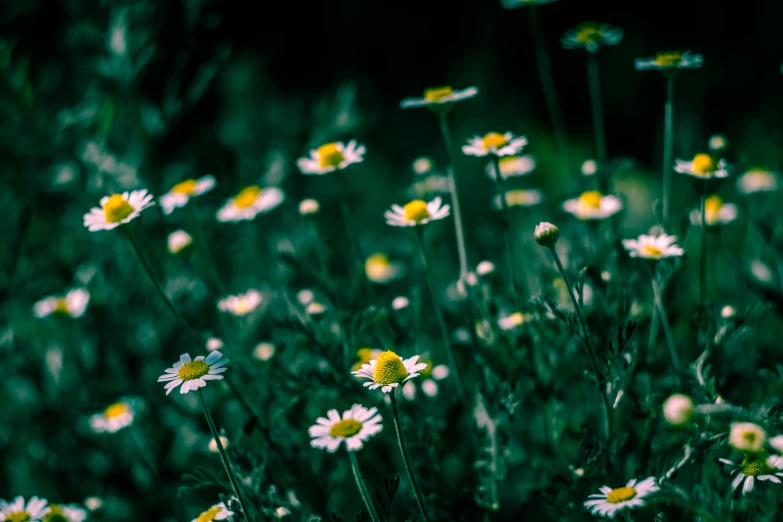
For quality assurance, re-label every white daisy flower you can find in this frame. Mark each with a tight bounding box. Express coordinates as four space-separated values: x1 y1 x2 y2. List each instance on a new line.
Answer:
190 502 234 522
159 175 216 215
217 289 262 316
89 397 141 433
502 0 559 8
674 154 730 179
719 456 783 496
485 155 536 180
297 141 365 175
562 191 623 220
44 504 89 522
730 422 767 453
0 496 50 522
737 168 779 194
352 350 428 393
583 477 658 518
298 198 320 215
365 253 405 284
492 189 544 210
384 197 450 227
689 194 738 226
400 86 478 110
167 230 193 254
216 186 285 222
498 312 532 330
83 190 155 231
157 351 228 395
308 404 383 452
622 234 684 260
562 22 624 53
635 51 704 71
462 132 528 158
33 288 90 319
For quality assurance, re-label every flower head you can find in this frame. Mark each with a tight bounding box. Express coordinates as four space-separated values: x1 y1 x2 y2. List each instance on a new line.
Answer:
635 51 704 72
364 253 405 284
351 348 383 372
486 155 536 180
160 175 216 215
737 168 779 194
400 86 478 111
190 502 234 522
709 134 729 152
563 191 623 220
534 222 559 247
299 199 320 215
584 477 658 518
498 311 532 330
663 394 694 425
157 351 228 395
622 234 684 260
562 22 623 53
0 496 50 522
34 288 90 319
42 504 88 522
297 141 365 175
167 230 193 254
217 289 262 316
385 197 450 227
352 350 428 393
83 190 155 231
462 132 528 158
720 456 783 496
690 194 738 226
730 422 767 453
216 186 284 222
493 189 543 210
309 404 382 452
674 154 730 179
89 397 141 433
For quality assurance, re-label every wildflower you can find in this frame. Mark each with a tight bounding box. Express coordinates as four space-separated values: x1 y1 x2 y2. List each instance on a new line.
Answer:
663 394 694 425
83 190 155 231
167 230 193 254
635 51 704 72
534 222 559 247
709 134 729 152
309 404 382 452
674 154 730 179
563 191 623 220
89 397 140 433
581 159 598 176
391 296 410 310
737 168 779 194
689 194 738 226
352 348 383 372
306 301 327 316
217 290 262 316
365 253 405 284
721 305 736 319
562 22 623 53
476 260 495 276
408 174 450 198
412 156 434 175
622 234 684 260
216 186 285 222
206 338 223 351
190 502 234 522
298 198 320 215
297 140 365 175
403 360 449 400
157 351 228 395
42 504 88 522
297 289 315 305
83 498 102 512
769 435 783 453
208 436 229 453
0 496 50 522
719 456 783 495
498 311 532 330
253 342 276 361
400 86 478 111
485 155 536 180
583 477 658 518
502 0 559 8
275 507 292 519
462 132 528 158
33 288 90 319
384 197 450 227
352 350 428 393
159 175 216 214
493 189 544 210
730 422 767 453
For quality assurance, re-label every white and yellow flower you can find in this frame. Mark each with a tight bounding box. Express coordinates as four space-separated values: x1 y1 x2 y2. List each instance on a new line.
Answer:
730 422 767 453
462 132 528 158
89 397 141 433
190 502 233 522
400 86 478 109
402 359 450 400
689 194 738 226
584 477 658 518
502 0 559 8
217 290 262 316
562 22 623 53
384 197 450 227
297 141 365 175
83 190 155 231
674 154 730 179
157 351 228 395
216 186 285 222
635 51 704 71
159 175 216 214
493 189 544 210
365 253 405 284
498 311 533 330
167 230 193 254
562 191 622 220
485 155 536 180
352 350 428 393
0 496 50 522
43 504 89 522
34 288 90 319
298 198 320 215
737 168 779 194
622 234 684 260
719 456 783 495
309 404 382 452
408 174 450 198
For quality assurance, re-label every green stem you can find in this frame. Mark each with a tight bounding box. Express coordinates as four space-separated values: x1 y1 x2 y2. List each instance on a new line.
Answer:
390 392 430 522
586 52 608 172
437 112 470 281
699 191 707 309
492 156 524 311
650 266 681 372
662 76 675 229
348 451 381 522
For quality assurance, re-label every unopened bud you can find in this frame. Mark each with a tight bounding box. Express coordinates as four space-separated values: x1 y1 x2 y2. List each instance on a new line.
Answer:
534 222 559 247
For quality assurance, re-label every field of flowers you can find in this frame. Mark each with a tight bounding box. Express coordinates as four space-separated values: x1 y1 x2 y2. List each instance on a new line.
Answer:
4 0 783 521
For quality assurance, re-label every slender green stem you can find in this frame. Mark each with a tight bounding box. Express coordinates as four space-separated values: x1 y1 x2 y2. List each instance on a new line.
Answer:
662 76 675 229
492 156 524 311
197 389 251 519
699 191 707 308
390 393 430 522
437 112 470 281
586 53 607 171
348 451 381 522
650 266 681 372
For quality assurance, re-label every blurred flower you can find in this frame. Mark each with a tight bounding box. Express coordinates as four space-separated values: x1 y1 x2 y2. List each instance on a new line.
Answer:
730 422 767 453
709 134 729 152
0 496 50 521
207 338 223 351
190 502 233 522
208 435 229 453
217 290 262 316
167 230 193 255
403 360 449 400
408 174 450 198
689 194 738 226
622 234 684 260
83 190 155 231
297 141 365 175
412 156 434 175
737 168 779 194
485 155 536 180
635 51 703 71
385 197 450 227
769 435 783 453
391 296 410 310
674 154 729 180
275 507 292 519
306 302 327 316
253 342 276 361
352 350 428 393
462 132 527 158
157 352 228 395
34 288 90 319
299 199 320 215
583 477 658 518
89 397 140 433
498 312 532 330
297 289 315 306
502 0 559 8
159 175 216 215
563 191 623 220
493 189 544 210
476 260 495 276
400 86 478 110
721 305 737 319
43 504 88 522
352 348 383 372
662 394 694 425
83 498 102 512
561 22 623 53
581 159 598 176
365 253 405 284
216 186 285 222
309 404 382 453
751 260 773 283
719 456 783 496
534 222 559 247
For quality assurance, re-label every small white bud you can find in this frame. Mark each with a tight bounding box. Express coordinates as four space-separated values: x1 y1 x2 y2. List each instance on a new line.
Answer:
534 222 559 247
663 394 694 426
298 199 320 215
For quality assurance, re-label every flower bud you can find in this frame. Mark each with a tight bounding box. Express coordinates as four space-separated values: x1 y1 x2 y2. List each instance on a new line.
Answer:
663 394 694 425
534 222 559 247
730 422 767 453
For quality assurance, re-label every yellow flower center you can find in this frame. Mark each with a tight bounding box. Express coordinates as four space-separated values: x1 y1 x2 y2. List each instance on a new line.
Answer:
233 299 252 315
6 512 31 522
576 23 601 43
606 486 637 504
403 200 431 222
233 186 261 208
365 254 395 281
505 190 535 206
423 86 453 102
43 505 67 522
352 348 377 371
692 154 717 175
177 360 210 381
196 507 223 522
366 253 391 267
317 143 345 168
578 190 603 209
654 52 683 67
329 418 364 438
640 245 664 258
507 312 526 326
102 194 135 223
372 350 409 385
741 458 775 477
482 132 509 151
52 298 70 316
171 179 198 195
704 195 723 214
104 402 130 419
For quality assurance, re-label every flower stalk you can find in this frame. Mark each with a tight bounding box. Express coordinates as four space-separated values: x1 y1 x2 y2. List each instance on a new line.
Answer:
348 451 381 522
390 392 430 522
492 155 525 310
586 52 608 171
437 112 470 282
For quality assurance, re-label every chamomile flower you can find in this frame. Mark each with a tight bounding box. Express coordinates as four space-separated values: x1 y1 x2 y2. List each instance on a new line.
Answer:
400 86 478 110
562 191 623 220
384 197 450 227
737 168 779 194
167 230 193 254
33 288 90 319
730 422 767 453
365 253 405 284
709 134 729 152
689 194 738 226
492 189 544 210
308 404 382 452
462 132 528 158
83 190 155 231
0 496 50 522
216 186 285 222
583 477 658 518
43 504 88 522
351 348 383 372
159 175 216 214
674 154 730 179
498 311 532 330
408 174 450 198
402 359 450 400
89 397 141 433
217 290 262 316
485 155 536 180
719 456 783 495
502 0 559 8
562 22 623 53
663 394 694 425
622 234 684 260
190 502 233 522
299 198 320 215
352 350 428 393
635 51 704 71
297 141 365 175
157 351 228 395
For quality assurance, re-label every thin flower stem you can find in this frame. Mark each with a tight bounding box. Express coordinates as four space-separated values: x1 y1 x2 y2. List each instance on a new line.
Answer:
649 267 681 372
437 112 470 281
197 389 251 519
347 451 382 522
662 76 675 229
699 191 707 309
586 52 608 171
390 392 430 522
492 156 524 311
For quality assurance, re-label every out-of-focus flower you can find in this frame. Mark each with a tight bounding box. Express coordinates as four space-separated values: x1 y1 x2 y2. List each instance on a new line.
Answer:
663 394 694 425
635 51 703 72
365 253 405 284
709 134 729 152
769 435 783 453
299 199 320 215
583 477 658 518
167 230 193 254
385 198 450 227
719 456 783 496
563 191 623 220
737 168 779 194
0 496 50 521
412 156 434 175
562 22 623 53
157 352 228 395
83 190 155 231
206 338 223 351
689 194 738 226
498 311 532 330
306 301 327 316
408 174 450 198
493 189 544 210
208 435 229 453
309 404 382 452
352 348 383 372
44 503 88 522
217 290 262 316
400 86 478 111
502 0 559 8
216 186 285 222
476 260 495 276
297 289 315 306
159 175 216 215
34 289 90 319
391 296 410 310
402 359 449 400
485 155 536 180
352 350 428 393
190 502 234 522
674 154 730 180
730 423 767 453
90 397 141 433
534 222 559 247
84 498 102 512
297 141 365 175
253 342 276 361
581 159 598 176
721 305 736 319
622 234 684 260
462 132 528 158
751 260 773 283
275 507 292 519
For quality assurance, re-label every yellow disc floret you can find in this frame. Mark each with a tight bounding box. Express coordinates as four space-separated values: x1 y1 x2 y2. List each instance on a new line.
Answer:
641 245 664 258
741 458 775 477
104 402 130 419
43 505 67 522
578 190 603 210
505 190 534 206
424 86 454 102
372 350 409 385
178 360 210 381
5 512 32 522
482 132 509 151
329 418 363 438
196 507 223 522
654 52 683 67
171 179 198 195
691 154 717 175
103 194 135 223
317 143 345 168
233 186 261 208
575 22 601 44
606 486 637 504
52 298 70 316
403 200 431 223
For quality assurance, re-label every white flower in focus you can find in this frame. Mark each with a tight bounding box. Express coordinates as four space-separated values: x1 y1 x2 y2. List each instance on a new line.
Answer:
83 190 155 231
563 191 623 221
0 496 50 522
391 296 410 310
462 132 528 158
583 477 658 518
635 51 704 71
309 404 382 452
157 351 228 395
299 198 320 215
689 194 738 226
485 155 536 180
365 253 405 284
493 189 544 210
159 175 216 215
352 350 428 393
206 338 223 351
622 234 684 260
45 504 89 522
674 154 730 180
297 141 365 175
662 394 694 425
730 423 767 453
167 230 193 254
400 86 478 109
737 168 779 194
253 342 276 361
709 134 728 152
190 502 234 522
89 397 140 433
562 22 624 53
384 198 450 227
217 290 262 316
476 260 495 276
719 456 783 496
34 288 90 319
208 435 229 453
216 186 285 222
